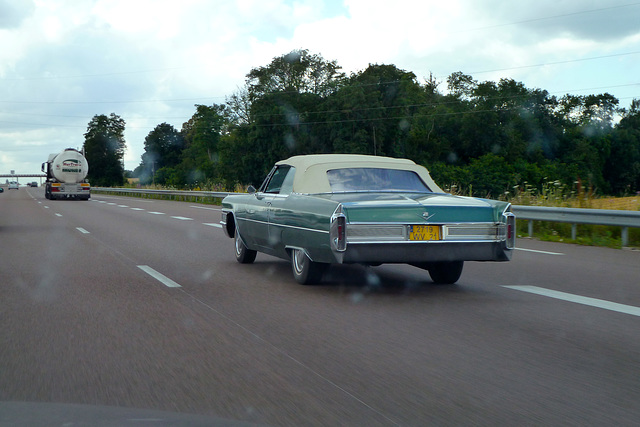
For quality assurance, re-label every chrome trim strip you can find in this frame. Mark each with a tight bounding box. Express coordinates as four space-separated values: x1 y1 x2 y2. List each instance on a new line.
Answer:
347 239 503 245
236 217 329 234
347 221 499 226
346 221 506 243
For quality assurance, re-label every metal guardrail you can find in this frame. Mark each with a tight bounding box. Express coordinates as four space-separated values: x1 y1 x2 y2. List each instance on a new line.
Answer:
94 188 640 246
93 187 232 199
0 174 46 178
511 205 640 246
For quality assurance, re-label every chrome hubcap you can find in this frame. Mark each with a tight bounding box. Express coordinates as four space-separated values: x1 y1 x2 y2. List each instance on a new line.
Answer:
293 250 305 274
235 232 242 255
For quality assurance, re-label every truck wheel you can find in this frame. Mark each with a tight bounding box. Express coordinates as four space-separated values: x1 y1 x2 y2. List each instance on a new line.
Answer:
428 261 464 284
234 229 256 264
291 249 327 285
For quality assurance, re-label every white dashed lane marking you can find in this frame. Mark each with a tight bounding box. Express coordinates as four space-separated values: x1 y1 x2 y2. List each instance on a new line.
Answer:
138 265 181 288
515 247 564 256
76 227 90 234
93 199 218 228
504 286 640 317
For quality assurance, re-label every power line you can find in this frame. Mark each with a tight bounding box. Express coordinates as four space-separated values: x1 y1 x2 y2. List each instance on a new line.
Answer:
0 97 222 105
1 80 638 129
466 51 640 76
0 66 206 82
456 2 640 33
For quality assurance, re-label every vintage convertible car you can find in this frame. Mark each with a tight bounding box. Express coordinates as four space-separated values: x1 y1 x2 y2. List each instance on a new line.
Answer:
221 154 515 285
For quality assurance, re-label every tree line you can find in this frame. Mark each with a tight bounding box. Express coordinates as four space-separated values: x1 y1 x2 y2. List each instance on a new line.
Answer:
84 49 640 197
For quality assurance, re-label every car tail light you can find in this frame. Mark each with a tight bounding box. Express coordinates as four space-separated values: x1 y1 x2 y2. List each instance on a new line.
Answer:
505 212 516 249
337 216 346 250
331 205 347 252
51 184 61 192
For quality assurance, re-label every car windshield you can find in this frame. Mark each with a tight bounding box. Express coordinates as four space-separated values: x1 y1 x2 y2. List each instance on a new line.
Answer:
326 168 432 192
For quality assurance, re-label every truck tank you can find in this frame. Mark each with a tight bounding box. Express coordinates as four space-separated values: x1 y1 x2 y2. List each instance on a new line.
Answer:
48 149 89 183
43 148 91 200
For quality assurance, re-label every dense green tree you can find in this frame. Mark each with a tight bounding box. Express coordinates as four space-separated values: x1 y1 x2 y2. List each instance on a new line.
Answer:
446 72 477 99
132 50 640 198
219 50 346 181
139 122 184 184
175 104 230 186
316 64 425 158
605 99 640 194
245 49 344 100
83 113 126 186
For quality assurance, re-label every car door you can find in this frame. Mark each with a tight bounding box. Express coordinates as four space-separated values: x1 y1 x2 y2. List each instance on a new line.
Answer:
245 165 293 251
266 166 296 254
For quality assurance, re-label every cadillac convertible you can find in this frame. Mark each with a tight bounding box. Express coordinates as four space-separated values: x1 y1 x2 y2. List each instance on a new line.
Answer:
221 154 515 285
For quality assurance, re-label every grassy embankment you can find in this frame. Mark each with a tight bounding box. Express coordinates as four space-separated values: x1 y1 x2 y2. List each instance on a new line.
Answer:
487 181 639 249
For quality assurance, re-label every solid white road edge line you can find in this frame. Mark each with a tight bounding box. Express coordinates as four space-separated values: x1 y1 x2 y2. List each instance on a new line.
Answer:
503 285 640 317
515 248 564 255
76 227 90 234
137 265 182 288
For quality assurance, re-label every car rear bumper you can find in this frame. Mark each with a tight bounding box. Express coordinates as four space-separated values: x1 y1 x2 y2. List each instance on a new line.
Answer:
339 241 512 264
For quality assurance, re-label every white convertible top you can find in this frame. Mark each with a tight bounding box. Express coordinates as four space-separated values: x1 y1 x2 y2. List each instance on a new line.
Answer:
276 154 444 194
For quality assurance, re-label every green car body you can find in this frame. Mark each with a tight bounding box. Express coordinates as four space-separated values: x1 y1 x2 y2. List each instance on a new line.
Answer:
221 154 515 285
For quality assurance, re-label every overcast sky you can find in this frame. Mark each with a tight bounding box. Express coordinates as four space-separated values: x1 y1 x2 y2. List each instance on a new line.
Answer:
1 0 639 177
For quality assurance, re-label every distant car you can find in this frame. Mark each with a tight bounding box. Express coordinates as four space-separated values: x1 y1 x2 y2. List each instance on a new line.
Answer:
8 181 19 190
31 182 38 187
0 186 4 193
221 154 515 285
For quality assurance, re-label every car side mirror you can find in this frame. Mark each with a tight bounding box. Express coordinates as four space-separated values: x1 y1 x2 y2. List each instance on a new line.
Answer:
247 185 256 194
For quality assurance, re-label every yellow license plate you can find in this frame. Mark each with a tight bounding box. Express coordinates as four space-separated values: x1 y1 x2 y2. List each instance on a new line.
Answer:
409 225 441 241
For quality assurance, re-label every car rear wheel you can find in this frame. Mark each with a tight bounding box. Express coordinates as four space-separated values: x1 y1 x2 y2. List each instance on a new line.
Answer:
291 249 327 285
235 229 256 264
428 261 464 284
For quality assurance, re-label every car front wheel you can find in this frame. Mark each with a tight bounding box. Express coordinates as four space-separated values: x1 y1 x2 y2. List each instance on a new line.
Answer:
291 249 327 285
428 261 464 284
235 229 256 264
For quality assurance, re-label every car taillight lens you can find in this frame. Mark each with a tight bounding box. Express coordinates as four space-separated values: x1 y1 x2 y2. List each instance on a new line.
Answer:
331 206 347 252
505 212 516 249
336 216 346 250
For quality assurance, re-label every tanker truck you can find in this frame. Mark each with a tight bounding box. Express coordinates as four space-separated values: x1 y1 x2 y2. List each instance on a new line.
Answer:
41 148 90 200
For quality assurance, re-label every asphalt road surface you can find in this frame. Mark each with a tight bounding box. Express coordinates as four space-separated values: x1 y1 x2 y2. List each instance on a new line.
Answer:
1 187 640 426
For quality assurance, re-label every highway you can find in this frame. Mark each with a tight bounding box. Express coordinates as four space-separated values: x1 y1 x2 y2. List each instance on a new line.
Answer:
1 187 640 426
